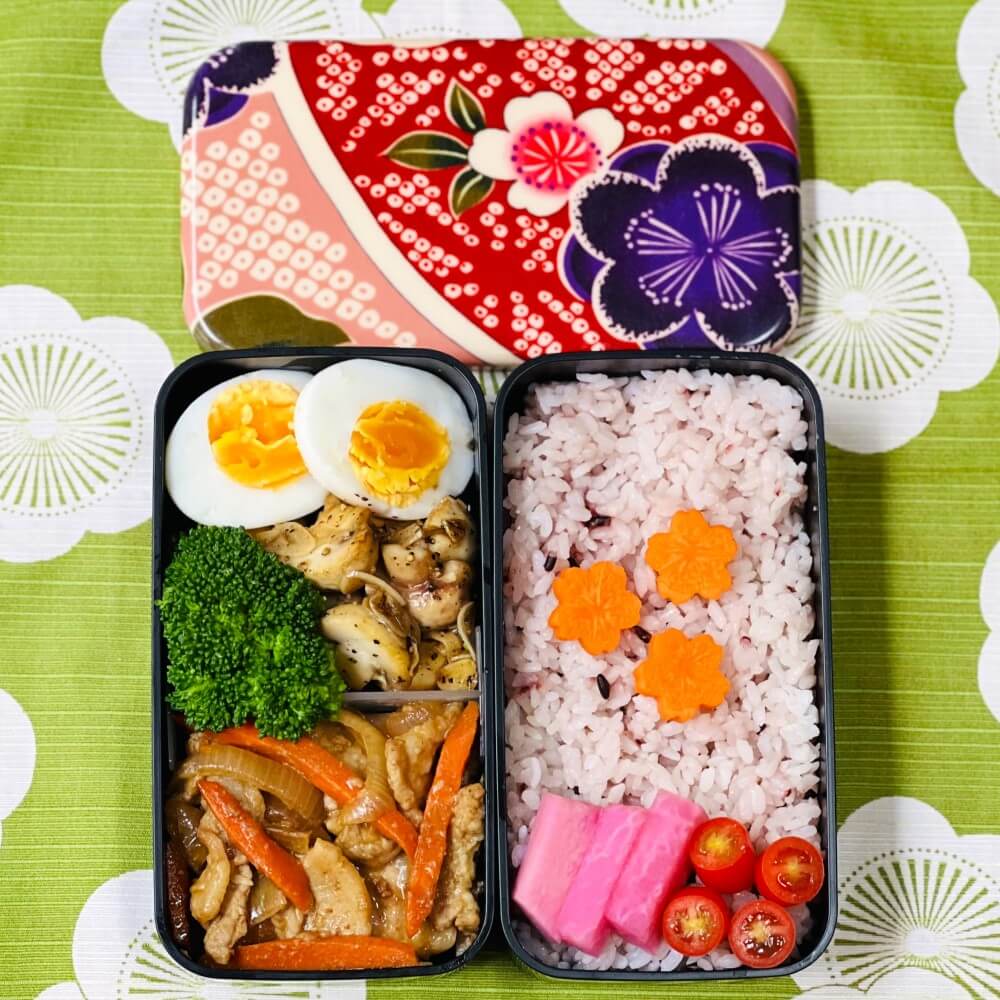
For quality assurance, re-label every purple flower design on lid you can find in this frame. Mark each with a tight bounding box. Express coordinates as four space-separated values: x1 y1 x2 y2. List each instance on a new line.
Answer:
563 135 800 350
183 42 279 136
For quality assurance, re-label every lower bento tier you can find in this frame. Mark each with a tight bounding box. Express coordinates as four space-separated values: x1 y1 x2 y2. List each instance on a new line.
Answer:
502 369 822 973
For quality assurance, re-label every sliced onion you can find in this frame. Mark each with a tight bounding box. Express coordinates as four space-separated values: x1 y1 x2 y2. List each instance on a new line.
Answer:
250 875 287 926
382 702 435 738
344 570 407 606
457 602 476 660
264 796 313 833
164 797 207 870
337 709 395 825
178 744 324 827
266 828 312 854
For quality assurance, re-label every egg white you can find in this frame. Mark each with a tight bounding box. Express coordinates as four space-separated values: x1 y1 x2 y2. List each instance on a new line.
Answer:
294 359 475 520
165 369 327 528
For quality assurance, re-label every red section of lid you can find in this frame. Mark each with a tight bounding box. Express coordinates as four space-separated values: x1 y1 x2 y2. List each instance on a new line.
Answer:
289 39 792 358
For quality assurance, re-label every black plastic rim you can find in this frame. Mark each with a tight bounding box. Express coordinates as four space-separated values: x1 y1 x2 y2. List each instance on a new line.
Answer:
490 349 837 982
151 346 495 981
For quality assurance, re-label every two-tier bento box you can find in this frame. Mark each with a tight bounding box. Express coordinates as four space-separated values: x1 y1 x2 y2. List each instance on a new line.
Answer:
154 32 834 988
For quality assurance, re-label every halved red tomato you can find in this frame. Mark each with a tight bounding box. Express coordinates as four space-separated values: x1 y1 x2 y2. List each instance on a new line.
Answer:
687 817 755 893
755 837 825 906
661 887 729 957
728 899 796 969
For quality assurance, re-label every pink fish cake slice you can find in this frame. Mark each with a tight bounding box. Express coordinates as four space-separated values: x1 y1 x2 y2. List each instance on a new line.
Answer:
556 804 646 956
605 792 707 953
512 793 600 943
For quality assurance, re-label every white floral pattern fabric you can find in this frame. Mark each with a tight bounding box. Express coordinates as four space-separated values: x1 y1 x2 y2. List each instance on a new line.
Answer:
0 286 174 563
0 688 35 852
36 869 363 999
779 180 999 453
955 0 1000 199
102 0 519 146
979 542 1000 725
792 797 1000 996
556 0 787 46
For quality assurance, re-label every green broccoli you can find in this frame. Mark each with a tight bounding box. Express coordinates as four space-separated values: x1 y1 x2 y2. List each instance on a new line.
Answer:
158 525 344 740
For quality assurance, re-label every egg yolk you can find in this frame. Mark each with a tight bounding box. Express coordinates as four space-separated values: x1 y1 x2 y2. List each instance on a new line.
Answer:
349 400 450 506
207 380 307 489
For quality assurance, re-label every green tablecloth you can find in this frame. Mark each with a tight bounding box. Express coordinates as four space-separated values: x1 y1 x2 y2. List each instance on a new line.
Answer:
2 1 1000 998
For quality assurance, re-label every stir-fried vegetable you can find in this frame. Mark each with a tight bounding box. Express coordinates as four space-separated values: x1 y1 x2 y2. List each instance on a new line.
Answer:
336 709 394 826
381 702 433 737
249 875 287 926
233 935 418 971
178 744 324 827
405 701 479 936
159 525 344 740
212 725 419 858
199 779 314 913
164 798 206 869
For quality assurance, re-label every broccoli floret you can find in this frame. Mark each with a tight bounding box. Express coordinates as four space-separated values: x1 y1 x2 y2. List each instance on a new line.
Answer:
158 525 344 740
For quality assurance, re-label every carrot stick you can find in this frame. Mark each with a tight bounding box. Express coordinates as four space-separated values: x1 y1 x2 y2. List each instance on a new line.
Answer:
405 701 479 936
213 724 419 859
198 779 313 913
233 935 418 971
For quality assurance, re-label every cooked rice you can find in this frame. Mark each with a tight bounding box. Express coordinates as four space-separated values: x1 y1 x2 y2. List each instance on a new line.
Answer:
501 369 821 972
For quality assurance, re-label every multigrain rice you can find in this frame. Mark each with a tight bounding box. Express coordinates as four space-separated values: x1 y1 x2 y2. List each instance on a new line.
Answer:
501 369 821 972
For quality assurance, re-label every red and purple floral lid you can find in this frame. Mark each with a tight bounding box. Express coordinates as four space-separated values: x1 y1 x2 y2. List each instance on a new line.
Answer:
181 38 799 365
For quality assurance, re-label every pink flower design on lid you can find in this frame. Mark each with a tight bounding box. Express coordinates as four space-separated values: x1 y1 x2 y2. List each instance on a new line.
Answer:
468 91 624 216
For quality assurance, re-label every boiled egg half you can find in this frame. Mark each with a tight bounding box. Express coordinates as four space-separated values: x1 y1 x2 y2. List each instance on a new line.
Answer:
165 370 327 528
294 359 474 520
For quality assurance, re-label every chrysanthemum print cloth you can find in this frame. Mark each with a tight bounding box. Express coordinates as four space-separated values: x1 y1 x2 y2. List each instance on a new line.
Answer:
2 2 1000 999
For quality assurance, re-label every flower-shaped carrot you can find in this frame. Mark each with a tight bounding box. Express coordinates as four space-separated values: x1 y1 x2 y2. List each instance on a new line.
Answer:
645 509 738 604
548 561 641 655
633 628 729 723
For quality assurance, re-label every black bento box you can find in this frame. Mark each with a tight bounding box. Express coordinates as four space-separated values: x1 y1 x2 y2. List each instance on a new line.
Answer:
490 350 837 983
151 347 495 982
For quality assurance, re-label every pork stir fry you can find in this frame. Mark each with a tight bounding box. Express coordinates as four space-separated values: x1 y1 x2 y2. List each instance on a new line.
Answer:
254 495 477 692
164 702 484 970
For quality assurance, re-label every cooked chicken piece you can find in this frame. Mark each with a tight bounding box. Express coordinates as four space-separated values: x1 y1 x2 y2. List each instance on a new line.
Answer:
324 798 400 868
366 854 409 942
385 703 462 813
402 560 472 629
414 923 459 957
251 495 378 593
271 904 304 939
424 497 475 562
430 783 485 934
181 773 266 823
190 826 230 926
312 725 367 775
381 503 474 630
302 840 373 936
215 778 265 822
321 602 412 689
365 855 458 958
382 539 434 586
203 862 252 964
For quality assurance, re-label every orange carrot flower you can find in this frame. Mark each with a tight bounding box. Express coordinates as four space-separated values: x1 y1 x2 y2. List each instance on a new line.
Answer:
633 628 730 723
645 509 738 604
548 561 641 655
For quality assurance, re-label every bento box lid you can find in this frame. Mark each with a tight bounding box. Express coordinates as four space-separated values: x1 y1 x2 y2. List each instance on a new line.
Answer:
180 38 800 365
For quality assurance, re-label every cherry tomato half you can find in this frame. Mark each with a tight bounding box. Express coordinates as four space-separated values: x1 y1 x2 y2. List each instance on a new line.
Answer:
687 817 755 894
661 887 729 957
755 837 825 906
728 899 796 969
